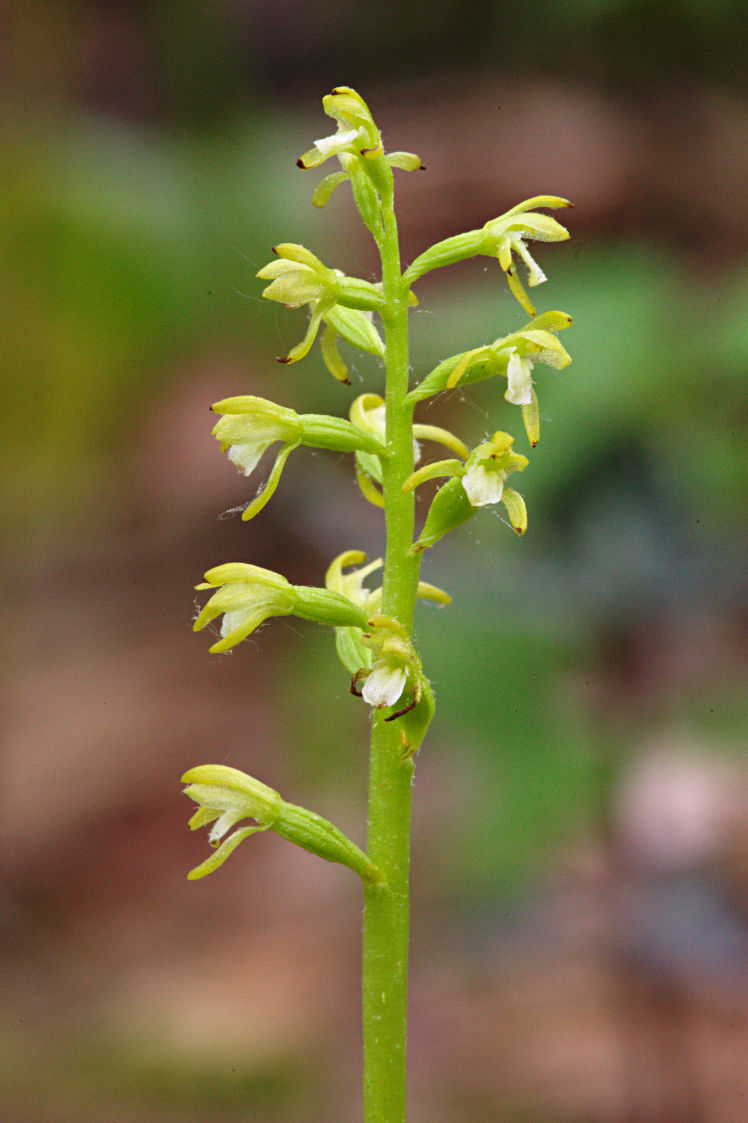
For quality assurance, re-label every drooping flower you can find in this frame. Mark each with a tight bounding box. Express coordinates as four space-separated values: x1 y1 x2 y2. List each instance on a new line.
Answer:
182 764 383 883
210 395 387 521
193 564 300 653
193 563 369 654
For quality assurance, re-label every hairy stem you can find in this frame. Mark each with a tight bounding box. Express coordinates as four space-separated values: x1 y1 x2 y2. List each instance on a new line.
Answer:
362 173 424 1123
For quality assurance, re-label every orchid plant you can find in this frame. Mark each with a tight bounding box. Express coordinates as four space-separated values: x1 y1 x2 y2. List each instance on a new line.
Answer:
183 87 572 1122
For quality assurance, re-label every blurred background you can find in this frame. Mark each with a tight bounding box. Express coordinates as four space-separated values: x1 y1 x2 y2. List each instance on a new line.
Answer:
1 1 746 1120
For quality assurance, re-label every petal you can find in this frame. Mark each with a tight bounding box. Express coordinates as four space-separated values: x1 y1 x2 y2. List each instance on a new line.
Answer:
522 389 540 447
462 464 506 507
314 127 363 156
209 808 246 844
505 350 534 405
362 661 408 708
227 440 273 476
320 323 349 382
501 487 528 535
512 238 547 287
241 440 300 521
312 171 348 208
187 825 265 880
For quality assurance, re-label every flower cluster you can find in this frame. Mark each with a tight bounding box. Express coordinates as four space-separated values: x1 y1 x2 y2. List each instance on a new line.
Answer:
186 87 572 881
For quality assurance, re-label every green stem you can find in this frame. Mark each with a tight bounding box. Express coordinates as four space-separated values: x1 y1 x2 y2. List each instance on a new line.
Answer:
362 172 423 1123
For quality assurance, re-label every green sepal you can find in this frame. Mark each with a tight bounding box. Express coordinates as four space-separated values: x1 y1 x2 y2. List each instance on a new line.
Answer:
355 462 385 507
312 171 348 207
187 826 265 880
240 440 300 521
320 323 349 381
335 625 373 676
402 458 464 493
356 447 384 486
387 151 424 172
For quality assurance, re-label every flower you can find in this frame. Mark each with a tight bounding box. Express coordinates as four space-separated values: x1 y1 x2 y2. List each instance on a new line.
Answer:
408 432 529 552
257 243 341 364
297 87 382 170
193 564 299 653
210 396 387 520
461 432 529 532
443 311 573 446
210 395 303 519
402 196 570 317
479 196 571 316
182 764 383 883
257 243 385 368
193 563 370 654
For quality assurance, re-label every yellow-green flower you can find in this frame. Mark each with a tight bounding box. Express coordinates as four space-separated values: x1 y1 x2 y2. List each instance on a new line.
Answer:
461 433 528 530
297 87 382 170
257 243 341 364
257 243 385 368
402 196 571 316
481 197 571 316
193 563 369 654
210 395 387 520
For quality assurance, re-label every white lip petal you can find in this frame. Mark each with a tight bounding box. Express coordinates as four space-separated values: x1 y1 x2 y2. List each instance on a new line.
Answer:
227 441 271 477
220 608 252 638
362 661 407 708
209 808 244 844
314 127 361 156
462 464 506 507
505 350 534 405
